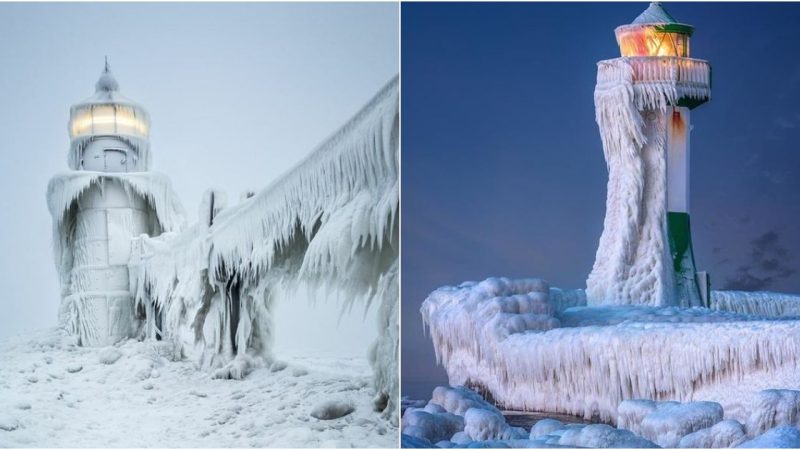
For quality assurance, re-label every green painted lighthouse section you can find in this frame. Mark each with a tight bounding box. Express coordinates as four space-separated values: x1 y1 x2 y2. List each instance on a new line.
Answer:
667 211 703 305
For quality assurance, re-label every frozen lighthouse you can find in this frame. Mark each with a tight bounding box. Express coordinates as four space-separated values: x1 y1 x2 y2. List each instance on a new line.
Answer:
587 2 712 307
47 62 185 346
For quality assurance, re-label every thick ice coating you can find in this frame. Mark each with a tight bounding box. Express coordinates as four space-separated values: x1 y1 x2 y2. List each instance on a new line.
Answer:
421 276 800 423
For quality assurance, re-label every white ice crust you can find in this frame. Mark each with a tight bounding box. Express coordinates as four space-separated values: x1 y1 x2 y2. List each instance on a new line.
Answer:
587 57 708 307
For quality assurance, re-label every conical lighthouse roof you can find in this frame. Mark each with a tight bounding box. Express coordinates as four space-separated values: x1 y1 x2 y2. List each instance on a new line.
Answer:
71 60 147 111
616 2 694 37
632 2 678 25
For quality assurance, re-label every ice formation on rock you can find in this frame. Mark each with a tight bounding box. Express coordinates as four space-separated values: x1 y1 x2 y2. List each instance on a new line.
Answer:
744 389 800 437
129 76 400 422
737 425 800 448
677 419 747 448
636 400 723 447
401 385 800 449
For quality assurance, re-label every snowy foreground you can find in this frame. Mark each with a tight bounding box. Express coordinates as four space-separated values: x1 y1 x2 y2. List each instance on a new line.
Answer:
401 385 800 448
0 329 397 447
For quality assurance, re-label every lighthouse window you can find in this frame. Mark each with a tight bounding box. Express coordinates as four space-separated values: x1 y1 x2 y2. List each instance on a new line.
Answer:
617 27 690 58
90 105 117 135
69 105 149 139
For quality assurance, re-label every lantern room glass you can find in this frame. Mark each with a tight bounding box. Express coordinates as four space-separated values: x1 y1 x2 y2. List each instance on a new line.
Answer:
69 104 149 139
617 26 690 58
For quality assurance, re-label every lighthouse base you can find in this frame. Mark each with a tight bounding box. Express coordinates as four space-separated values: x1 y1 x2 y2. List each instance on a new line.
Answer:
61 292 136 346
667 212 705 307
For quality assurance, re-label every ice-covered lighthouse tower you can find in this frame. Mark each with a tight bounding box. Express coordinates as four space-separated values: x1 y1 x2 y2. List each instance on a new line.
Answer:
587 3 712 307
47 61 185 346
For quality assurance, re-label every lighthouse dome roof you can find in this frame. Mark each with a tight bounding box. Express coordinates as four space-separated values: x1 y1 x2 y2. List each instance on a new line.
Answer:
71 60 147 111
632 2 678 25
616 2 694 37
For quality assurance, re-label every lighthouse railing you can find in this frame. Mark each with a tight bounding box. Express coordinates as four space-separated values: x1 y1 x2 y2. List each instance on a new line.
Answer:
597 56 711 104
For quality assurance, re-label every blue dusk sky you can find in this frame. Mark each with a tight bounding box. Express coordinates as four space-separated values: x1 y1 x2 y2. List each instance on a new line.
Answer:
401 2 800 399
0 2 398 357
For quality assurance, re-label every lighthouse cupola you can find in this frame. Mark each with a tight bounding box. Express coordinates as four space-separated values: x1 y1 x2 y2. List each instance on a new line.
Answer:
67 59 151 173
615 2 693 58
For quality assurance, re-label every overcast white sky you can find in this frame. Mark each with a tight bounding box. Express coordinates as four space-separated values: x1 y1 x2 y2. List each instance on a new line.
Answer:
0 2 398 357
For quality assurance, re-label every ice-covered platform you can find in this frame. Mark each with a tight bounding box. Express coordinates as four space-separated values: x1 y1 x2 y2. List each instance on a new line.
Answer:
421 277 800 424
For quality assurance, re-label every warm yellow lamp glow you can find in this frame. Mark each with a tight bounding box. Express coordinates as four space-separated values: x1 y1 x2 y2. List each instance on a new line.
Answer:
70 105 149 138
617 26 690 58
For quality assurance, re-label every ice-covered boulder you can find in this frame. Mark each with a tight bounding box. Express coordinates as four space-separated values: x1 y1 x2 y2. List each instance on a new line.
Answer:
450 431 472 445
737 425 800 448
402 433 434 448
529 418 565 439
552 424 658 448
462 408 526 441
639 401 723 448
402 409 465 443
678 419 747 448
745 389 800 437
617 399 679 436
430 386 502 417
310 400 355 420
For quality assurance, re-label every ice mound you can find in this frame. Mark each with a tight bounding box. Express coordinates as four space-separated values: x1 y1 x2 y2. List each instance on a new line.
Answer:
745 389 800 437
639 401 724 447
402 409 464 443
617 399 679 436
431 386 502 417
737 425 800 448
463 408 526 441
529 419 564 439
402 385 521 444
98 347 122 365
552 423 658 448
401 433 434 448
422 276 800 422
310 400 355 420
678 419 747 448
0 413 20 432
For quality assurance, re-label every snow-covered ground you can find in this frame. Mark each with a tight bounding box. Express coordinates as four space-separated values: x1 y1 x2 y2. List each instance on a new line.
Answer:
0 328 397 447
